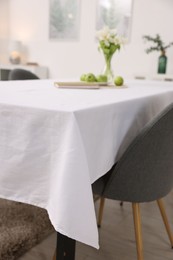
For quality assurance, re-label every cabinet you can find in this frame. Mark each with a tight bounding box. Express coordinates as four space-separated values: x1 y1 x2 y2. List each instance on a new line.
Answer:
134 74 173 82
0 64 48 80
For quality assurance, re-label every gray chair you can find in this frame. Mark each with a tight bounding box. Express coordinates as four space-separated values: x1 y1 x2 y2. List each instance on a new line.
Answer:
8 68 39 80
92 102 173 260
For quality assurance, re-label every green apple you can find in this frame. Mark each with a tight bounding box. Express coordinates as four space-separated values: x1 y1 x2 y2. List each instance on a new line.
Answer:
114 76 124 86
96 74 108 82
80 74 87 82
85 73 97 83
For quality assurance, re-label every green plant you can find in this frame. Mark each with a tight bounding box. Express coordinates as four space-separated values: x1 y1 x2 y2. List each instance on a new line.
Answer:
143 34 173 54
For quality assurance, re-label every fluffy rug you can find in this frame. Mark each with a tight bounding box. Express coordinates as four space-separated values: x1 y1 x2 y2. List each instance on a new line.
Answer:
0 198 54 260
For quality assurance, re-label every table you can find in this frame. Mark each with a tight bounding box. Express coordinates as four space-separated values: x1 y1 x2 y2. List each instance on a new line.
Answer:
0 79 173 257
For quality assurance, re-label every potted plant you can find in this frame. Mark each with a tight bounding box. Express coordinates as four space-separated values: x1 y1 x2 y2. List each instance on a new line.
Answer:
143 34 173 74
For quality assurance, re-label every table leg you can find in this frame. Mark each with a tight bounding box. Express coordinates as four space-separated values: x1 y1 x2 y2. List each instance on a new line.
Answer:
54 232 76 260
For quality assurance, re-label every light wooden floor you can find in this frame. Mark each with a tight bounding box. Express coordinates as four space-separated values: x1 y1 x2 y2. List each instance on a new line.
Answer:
19 191 173 260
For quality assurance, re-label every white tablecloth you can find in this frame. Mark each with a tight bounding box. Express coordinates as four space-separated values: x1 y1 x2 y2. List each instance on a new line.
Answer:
0 79 173 248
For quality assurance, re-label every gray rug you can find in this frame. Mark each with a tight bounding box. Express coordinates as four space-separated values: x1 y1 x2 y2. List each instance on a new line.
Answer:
0 198 54 260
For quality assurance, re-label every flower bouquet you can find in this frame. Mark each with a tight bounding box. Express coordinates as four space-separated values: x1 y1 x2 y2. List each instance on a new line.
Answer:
96 26 125 82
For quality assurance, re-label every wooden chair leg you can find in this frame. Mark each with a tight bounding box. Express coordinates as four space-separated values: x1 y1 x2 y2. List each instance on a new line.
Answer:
52 249 56 260
98 197 105 228
157 199 173 248
132 203 144 260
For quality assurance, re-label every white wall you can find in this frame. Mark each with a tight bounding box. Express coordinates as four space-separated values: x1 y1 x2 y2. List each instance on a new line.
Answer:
0 0 9 37
4 0 173 79
0 0 10 63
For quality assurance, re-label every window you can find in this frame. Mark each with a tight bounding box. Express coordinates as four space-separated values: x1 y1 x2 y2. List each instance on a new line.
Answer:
96 0 133 39
49 0 81 40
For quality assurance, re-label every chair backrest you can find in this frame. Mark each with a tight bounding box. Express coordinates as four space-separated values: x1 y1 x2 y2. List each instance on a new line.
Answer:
8 69 39 80
101 103 173 203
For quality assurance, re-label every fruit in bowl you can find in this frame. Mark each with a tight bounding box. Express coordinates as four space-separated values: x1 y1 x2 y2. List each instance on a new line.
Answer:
80 74 87 82
85 73 97 82
96 74 108 82
80 73 97 83
114 76 124 86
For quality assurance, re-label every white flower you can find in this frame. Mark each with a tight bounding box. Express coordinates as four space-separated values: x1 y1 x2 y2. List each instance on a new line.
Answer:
96 26 126 47
104 40 110 47
96 26 109 40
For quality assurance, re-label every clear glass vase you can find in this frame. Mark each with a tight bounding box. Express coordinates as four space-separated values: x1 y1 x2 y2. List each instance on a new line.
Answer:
102 53 114 83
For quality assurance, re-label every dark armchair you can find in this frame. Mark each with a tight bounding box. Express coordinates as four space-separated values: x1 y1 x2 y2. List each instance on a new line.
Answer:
8 68 39 80
92 102 173 260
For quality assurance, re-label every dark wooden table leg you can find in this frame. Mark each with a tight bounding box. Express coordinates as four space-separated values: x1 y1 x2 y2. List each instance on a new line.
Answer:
55 232 76 260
